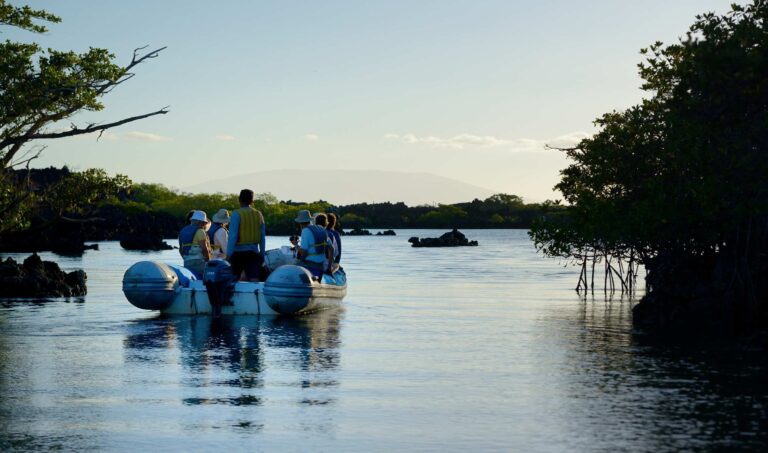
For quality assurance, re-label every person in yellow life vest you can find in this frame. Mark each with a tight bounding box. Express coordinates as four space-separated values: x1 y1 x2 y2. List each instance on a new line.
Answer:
208 209 230 260
179 210 212 277
226 189 266 281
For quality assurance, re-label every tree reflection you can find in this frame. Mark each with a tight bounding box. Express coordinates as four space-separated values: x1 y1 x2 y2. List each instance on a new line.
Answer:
542 297 768 451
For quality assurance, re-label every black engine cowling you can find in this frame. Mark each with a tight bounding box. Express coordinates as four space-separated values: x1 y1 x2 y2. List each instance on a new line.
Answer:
203 259 235 316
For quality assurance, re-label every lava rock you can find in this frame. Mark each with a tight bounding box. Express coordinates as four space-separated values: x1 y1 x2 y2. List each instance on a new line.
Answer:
0 253 87 297
408 229 478 247
120 233 172 251
345 228 372 236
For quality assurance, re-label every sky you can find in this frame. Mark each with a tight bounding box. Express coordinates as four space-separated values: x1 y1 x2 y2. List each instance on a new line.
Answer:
9 0 735 202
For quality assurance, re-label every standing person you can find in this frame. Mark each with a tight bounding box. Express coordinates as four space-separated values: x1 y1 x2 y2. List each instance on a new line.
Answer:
295 210 332 279
179 210 211 277
326 213 342 265
226 189 266 281
208 209 230 260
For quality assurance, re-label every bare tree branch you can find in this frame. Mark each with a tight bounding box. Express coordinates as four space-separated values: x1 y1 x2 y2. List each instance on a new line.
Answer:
127 46 166 72
1 107 169 145
0 47 168 169
8 145 46 168
60 216 106 223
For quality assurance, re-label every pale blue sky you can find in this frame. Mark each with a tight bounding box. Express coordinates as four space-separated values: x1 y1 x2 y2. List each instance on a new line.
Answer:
11 0 734 202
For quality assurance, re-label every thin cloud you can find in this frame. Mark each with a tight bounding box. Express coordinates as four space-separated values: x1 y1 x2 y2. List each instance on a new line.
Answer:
384 133 512 149
215 134 236 141
125 131 172 142
305 134 319 142
384 131 590 152
545 132 591 149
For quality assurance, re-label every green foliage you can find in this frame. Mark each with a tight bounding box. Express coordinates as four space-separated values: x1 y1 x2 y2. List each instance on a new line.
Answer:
0 170 34 233
1 165 560 237
489 213 505 224
530 1 768 296
0 167 132 234
123 181 550 232
484 193 524 209
0 0 60 33
0 2 165 237
417 204 468 227
130 183 178 206
117 200 151 216
129 183 332 233
47 169 132 217
339 213 370 228
151 191 238 219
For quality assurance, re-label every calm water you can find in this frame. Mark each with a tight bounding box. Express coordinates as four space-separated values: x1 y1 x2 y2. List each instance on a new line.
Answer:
1 230 766 452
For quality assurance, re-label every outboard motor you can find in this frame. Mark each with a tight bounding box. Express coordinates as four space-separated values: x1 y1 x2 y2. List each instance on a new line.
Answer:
203 259 235 317
123 261 180 310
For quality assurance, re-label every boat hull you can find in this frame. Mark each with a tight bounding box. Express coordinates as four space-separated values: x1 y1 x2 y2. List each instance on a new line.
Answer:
162 280 276 315
263 265 347 314
264 283 347 314
123 261 347 316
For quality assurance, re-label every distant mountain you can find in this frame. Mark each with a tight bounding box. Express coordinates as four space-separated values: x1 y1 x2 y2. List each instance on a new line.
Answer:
184 170 497 205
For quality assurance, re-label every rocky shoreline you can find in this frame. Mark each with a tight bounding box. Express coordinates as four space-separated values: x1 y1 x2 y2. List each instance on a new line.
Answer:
0 254 87 298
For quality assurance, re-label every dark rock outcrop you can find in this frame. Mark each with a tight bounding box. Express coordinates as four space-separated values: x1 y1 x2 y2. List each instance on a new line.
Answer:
120 233 172 251
376 230 396 236
408 229 478 247
0 253 87 297
345 228 372 236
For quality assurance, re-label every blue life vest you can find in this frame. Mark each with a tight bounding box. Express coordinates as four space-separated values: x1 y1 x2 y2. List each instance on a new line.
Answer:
305 225 330 259
178 224 198 256
207 223 222 244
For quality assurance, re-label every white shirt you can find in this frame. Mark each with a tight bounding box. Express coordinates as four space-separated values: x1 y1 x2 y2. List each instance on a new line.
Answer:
213 227 229 259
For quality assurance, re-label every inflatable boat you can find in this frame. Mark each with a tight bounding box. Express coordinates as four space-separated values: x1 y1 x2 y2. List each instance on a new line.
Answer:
122 249 347 316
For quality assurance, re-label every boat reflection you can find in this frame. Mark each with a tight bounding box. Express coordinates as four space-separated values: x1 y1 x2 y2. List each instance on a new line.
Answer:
122 309 344 408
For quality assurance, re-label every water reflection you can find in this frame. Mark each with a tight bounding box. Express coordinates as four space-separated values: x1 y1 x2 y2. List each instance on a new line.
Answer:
0 296 85 309
122 310 344 408
543 297 768 451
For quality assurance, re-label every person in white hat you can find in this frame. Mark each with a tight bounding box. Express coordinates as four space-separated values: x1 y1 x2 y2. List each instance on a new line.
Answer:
208 209 230 260
178 210 211 277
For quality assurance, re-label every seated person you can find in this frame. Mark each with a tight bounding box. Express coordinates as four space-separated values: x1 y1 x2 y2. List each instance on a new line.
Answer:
179 210 211 277
294 210 333 279
289 234 299 256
